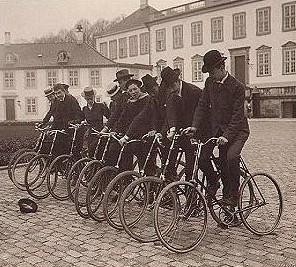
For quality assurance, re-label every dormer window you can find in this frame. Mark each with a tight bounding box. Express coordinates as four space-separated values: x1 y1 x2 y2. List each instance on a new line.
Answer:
5 53 15 63
57 51 69 63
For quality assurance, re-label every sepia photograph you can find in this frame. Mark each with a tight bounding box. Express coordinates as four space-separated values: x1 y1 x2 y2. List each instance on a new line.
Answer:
0 0 295 266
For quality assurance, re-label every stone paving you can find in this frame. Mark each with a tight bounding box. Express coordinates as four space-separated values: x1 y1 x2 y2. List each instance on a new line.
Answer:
1 120 296 267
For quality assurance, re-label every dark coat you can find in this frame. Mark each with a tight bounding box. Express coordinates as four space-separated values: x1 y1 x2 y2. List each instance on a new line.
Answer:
193 74 249 142
52 94 83 130
106 91 129 130
42 100 58 124
82 102 110 131
165 81 202 131
114 94 151 138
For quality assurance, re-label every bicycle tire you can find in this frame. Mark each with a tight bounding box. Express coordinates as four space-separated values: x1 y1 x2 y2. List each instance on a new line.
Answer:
10 150 37 190
66 157 92 202
119 176 165 243
74 160 103 219
239 172 283 235
86 166 119 222
103 170 142 230
47 154 75 201
154 181 208 253
24 154 51 199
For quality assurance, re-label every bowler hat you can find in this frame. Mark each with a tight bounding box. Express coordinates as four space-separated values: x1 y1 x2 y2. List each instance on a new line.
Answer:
161 66 179 85
53 83 66 92
114 69 134 82
141 74 158 90
44 86 54 97
106 82 120 97
202 50 227 73
61 83 69 92
18 198 38 213
125 79 142 89
81 86 97 98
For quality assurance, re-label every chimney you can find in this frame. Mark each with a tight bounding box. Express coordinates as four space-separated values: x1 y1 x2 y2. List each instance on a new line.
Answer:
4 32 11 46
140 0 148 9
76 24 84 45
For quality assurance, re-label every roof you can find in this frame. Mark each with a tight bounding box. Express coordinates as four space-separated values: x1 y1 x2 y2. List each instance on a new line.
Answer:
96 5 159 38
0 42 117 70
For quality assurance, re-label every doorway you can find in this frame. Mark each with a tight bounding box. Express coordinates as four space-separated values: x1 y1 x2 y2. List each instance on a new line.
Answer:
229 47 250 85
5 98 16 120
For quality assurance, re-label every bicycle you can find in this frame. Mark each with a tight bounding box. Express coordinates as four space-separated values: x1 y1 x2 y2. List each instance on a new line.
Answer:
8 124 50 190
118 132 186 243
46 123 86 201
84 134 142 222
153 137 283 253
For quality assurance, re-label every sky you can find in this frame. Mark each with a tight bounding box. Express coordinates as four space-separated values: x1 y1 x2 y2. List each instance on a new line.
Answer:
0 0 193 43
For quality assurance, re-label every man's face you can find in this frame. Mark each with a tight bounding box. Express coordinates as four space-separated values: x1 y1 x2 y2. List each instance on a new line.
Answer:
208 66 223 81
55 89 66 101
118 77 129 90
85 95 95 106
127 84 141 100
47 94 56 103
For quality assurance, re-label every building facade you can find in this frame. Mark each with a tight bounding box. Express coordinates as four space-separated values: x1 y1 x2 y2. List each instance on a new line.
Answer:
0 35 152 122
95 0 296 118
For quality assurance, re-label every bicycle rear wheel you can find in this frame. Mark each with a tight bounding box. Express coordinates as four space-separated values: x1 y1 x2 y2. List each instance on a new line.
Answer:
103 170 142 230
47 154 75 201
74 160 102 219
239 172 283 235
154 181 208 253
10 151 37 190
86 166 119 222
24 154 51 199
119 176 164 243
67 157 92 202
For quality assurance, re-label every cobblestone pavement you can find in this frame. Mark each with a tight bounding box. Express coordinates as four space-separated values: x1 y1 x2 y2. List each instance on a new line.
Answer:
1 120 296 267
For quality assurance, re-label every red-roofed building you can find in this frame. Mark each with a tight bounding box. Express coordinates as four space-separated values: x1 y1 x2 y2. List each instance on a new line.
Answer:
0 33 152 122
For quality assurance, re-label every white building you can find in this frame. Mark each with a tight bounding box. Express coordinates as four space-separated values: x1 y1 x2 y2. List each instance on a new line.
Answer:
0 32 152 122
95 0 296 118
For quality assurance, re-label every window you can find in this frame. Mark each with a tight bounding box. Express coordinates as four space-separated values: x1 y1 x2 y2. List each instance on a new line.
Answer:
140 32 149 55
119 37 127 58
282 2 296 31
25 71 36 88
192 54 203 82
256 7 271 35
282 42 296 74
4 71 14 88
69 69 79 87
256 45 271 76
100 42 108 57
191 21 203 46
156 29 166 52
26 98 37 114
57 51 69 63
129 35 138 57
5 53 15 63
211 17 223 43
109 40 117 60
90 69 101 86
47 70 58 86
233 12 246 39
173 25 183 49
173 57 184 80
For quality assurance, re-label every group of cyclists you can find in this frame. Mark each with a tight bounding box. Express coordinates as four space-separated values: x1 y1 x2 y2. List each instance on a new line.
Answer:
40 49 250 209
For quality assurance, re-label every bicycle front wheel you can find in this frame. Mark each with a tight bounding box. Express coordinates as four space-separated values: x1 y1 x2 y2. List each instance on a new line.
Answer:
239 172 283 235
10 150 37 190
154 181 208 253
103 170 142 230
24 154 51 199
47 154 75 201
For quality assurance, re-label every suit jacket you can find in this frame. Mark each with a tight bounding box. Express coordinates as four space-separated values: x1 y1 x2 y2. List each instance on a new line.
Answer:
52 94 83 130
193 74 249 142
83 102 110 131
42 100 58 124
165 81 202 131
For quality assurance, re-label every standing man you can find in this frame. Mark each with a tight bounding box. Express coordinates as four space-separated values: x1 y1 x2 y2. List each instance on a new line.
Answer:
102 69 134 132
161 66 203 182
185 50 250 207
41 86 57 126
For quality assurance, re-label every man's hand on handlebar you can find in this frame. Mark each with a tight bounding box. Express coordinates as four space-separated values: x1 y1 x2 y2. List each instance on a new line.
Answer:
217 136 228 146
182 127 197 137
